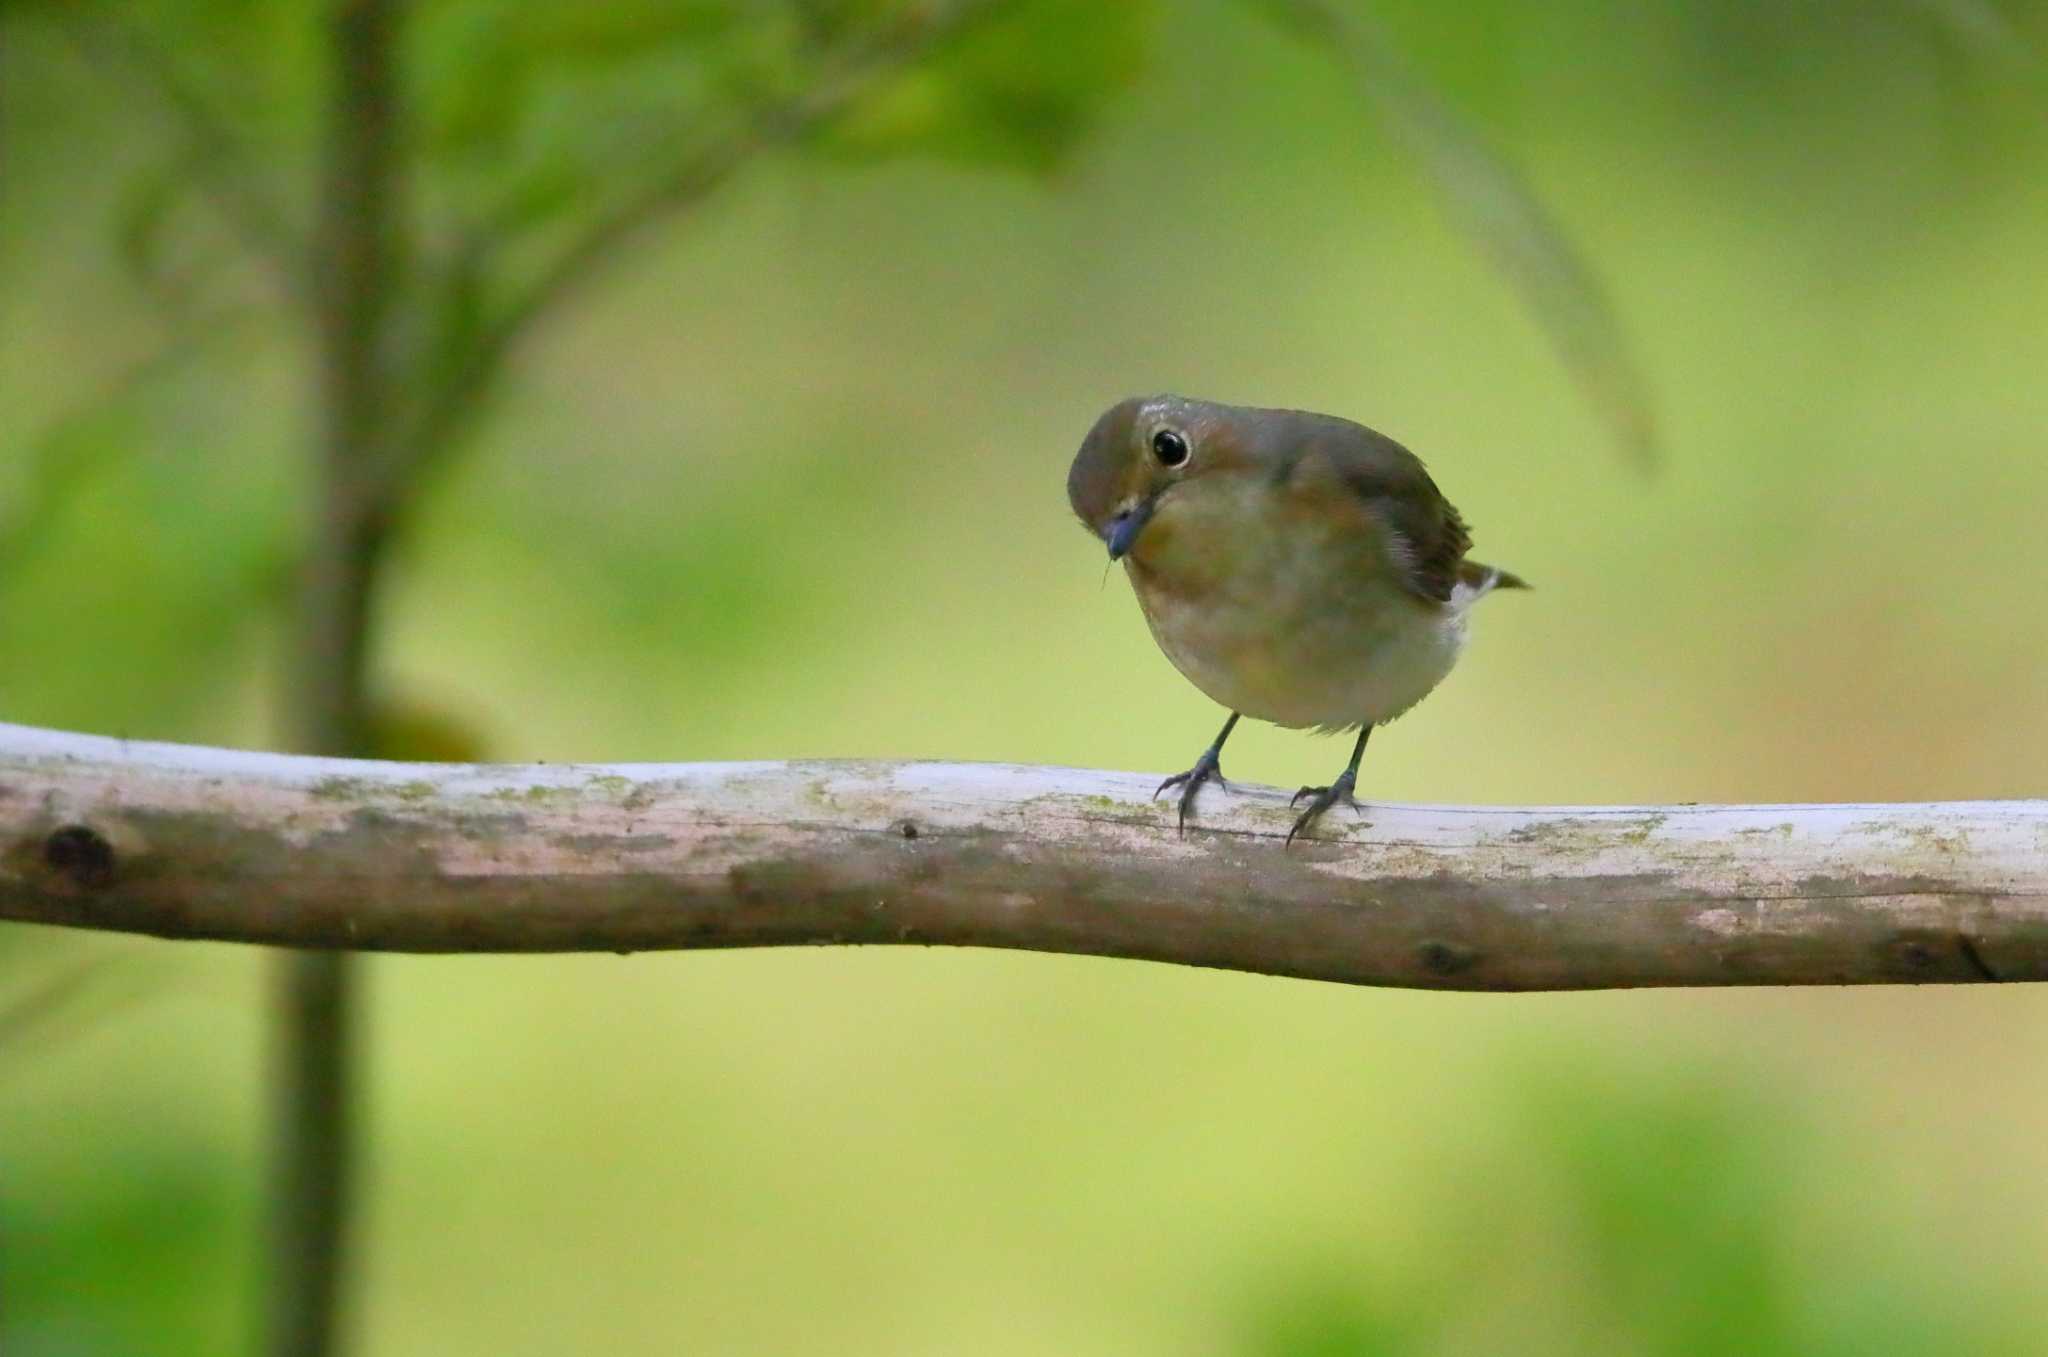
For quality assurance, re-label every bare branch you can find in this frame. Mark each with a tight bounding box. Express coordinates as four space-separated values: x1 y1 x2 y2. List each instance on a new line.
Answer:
4 723 2044 990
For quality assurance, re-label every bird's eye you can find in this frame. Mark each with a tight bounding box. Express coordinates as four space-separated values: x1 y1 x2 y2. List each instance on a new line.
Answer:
1151 429 1190 468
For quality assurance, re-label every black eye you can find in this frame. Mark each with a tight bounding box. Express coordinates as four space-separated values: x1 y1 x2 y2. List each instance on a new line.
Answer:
1151 429 1189 468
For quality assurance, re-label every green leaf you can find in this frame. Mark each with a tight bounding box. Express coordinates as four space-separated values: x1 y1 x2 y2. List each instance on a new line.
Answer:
418 0 747 160
818 0 1158 175
1254 0 1657 467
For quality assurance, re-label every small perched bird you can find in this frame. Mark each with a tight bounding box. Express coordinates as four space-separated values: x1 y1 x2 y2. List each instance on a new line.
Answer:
1067 394 1526 844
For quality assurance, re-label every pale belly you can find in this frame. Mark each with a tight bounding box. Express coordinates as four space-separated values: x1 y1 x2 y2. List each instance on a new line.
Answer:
1124 488 1469 729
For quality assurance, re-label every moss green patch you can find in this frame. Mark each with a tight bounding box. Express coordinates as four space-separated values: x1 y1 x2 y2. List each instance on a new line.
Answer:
1618 813 1670 845
307 776 375 802
482 784 573 805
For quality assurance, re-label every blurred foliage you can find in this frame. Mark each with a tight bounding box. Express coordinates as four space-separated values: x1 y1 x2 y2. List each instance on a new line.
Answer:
1258 0 1656 464
7 0 2048 1353
1 0 1182 748
1 1 1188 746
819 0 1155 173
4 0 1655 614
2 1147 250 1357
1236 1268 1423 1357
364 698 491 763
1229 1072 2029 1357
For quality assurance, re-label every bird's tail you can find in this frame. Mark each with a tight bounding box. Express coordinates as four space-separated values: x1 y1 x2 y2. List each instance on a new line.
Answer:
1453 559 1530 606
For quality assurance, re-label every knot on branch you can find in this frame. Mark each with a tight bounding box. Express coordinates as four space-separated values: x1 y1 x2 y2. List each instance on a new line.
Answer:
43 824 117 889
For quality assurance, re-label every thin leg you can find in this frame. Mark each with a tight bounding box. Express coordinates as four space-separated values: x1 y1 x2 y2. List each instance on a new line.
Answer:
1287 725 1372 846
1155 712 1240 834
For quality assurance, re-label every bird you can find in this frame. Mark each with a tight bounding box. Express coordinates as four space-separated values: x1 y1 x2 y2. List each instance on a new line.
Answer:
1067 394 1526 844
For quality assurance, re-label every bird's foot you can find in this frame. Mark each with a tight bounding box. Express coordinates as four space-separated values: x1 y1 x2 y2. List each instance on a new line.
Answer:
1287 770 1363 846
1155 748 1229 834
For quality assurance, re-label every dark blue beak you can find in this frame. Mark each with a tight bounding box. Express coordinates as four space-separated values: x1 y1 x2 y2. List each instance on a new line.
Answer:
1105 500 1154 561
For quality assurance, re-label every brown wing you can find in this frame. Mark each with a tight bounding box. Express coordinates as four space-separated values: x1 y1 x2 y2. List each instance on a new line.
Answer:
1261 411 1472 604
1368 477 1471 604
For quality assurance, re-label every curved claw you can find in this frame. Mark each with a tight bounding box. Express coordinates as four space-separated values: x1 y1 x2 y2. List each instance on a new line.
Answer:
1285 774 1362 846
1158 769 1230 799
1155 751 1227 834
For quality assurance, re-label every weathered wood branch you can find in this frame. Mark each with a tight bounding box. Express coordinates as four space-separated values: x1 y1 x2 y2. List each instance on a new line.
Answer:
3 723 2045 990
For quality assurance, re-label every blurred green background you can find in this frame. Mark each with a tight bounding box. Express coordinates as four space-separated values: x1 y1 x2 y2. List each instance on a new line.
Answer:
6 0 2048 1352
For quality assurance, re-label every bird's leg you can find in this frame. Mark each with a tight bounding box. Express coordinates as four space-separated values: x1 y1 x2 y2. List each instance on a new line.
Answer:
1287 726 1373 846
1155 712 1240 834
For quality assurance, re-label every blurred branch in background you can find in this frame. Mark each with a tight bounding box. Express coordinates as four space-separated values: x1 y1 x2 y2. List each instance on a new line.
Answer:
4 723 2044 990
0 949 166 1069
269 0 404 1352
55 12 304 298
1902 0 2043 73
1255 0 1657 466
387 0 1018 498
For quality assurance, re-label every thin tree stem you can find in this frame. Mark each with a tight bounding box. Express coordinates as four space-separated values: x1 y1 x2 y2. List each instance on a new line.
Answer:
268 952 356 1357
271 1 403 1354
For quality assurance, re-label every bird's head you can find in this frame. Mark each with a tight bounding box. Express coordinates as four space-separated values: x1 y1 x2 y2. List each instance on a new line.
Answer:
1066 394 1247 561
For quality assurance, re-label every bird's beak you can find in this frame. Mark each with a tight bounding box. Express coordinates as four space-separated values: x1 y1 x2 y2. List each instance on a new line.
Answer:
1105 498 1154 561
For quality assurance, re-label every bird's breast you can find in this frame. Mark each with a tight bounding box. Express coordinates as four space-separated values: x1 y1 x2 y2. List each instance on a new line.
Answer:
1124 477 1466 729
